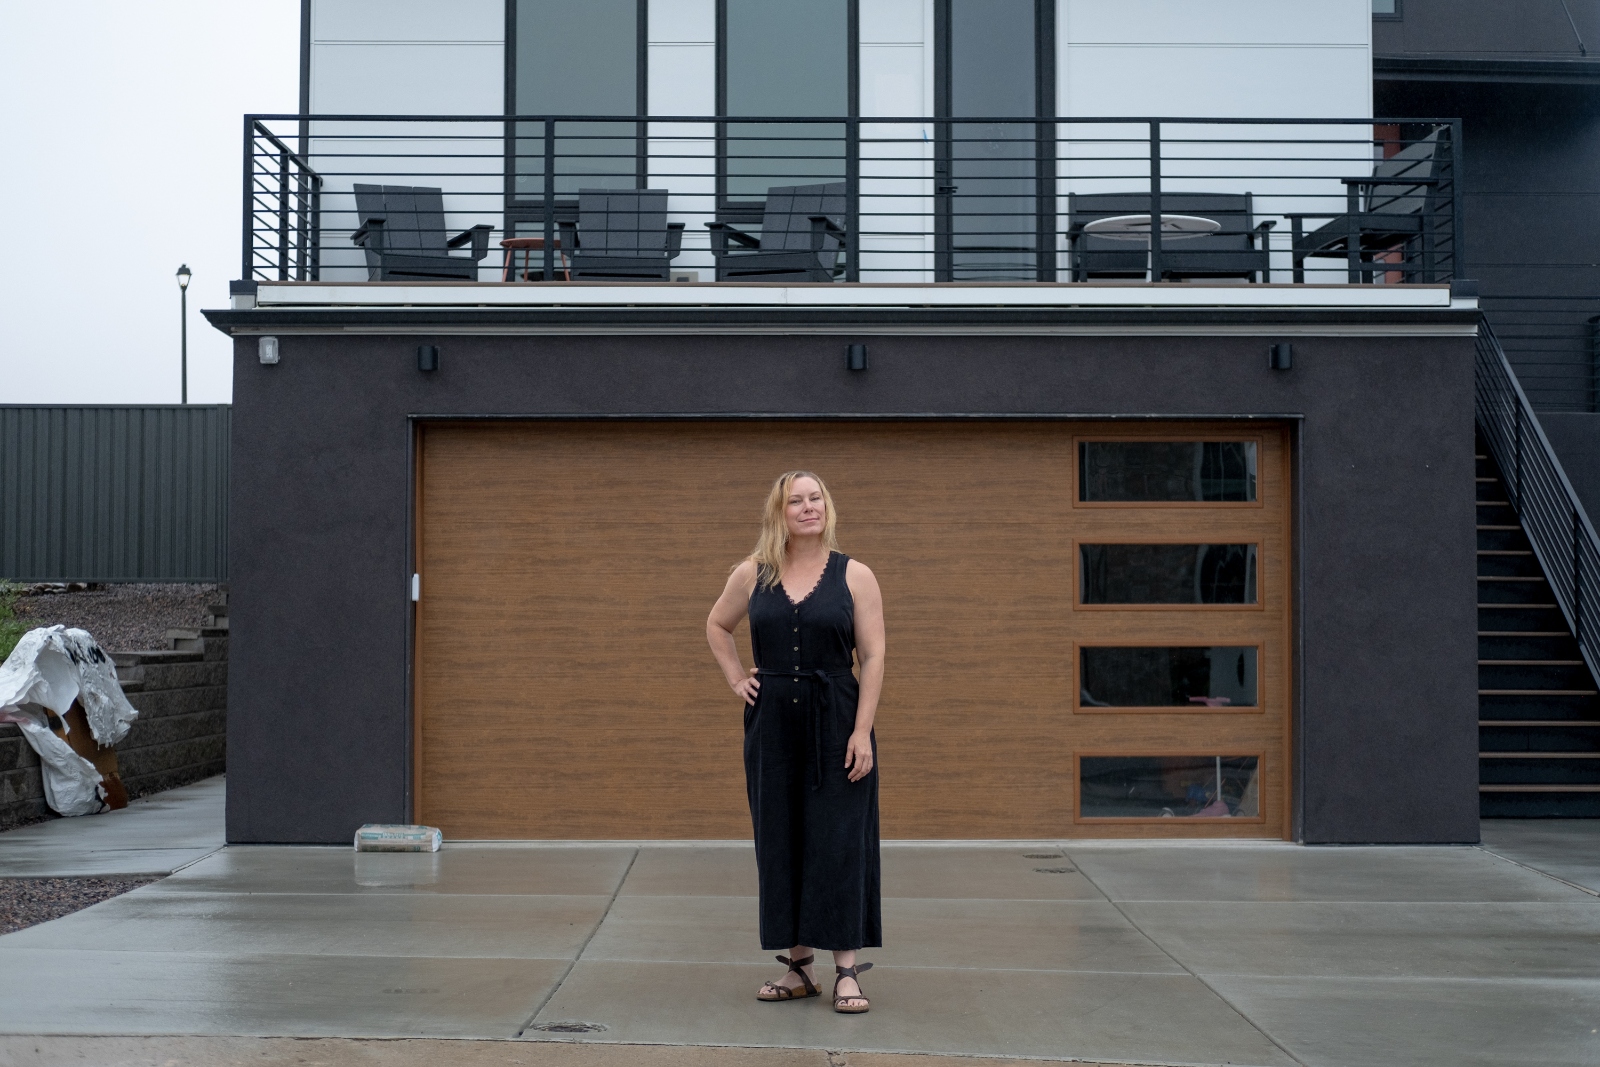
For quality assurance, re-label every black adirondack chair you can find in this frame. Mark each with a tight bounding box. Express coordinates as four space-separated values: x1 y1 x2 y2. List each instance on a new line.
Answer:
1289 129 1453 283
555 189 685 281
350 184 493 281
705 183 848 282
1067 193 1274 282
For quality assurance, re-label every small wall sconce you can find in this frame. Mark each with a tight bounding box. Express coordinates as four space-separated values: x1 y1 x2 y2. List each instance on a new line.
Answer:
417 344 440 373
846 344 869 372
1269 342 1293 371
258 336 279 365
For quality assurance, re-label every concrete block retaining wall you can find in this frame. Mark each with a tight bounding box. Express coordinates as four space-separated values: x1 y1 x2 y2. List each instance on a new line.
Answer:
0 601 227 831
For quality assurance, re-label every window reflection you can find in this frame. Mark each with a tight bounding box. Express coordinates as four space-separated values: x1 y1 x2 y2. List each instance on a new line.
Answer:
1080 647 1257 708
1080 544 1257 604
1079 441 1257 502
1079 756 1260 818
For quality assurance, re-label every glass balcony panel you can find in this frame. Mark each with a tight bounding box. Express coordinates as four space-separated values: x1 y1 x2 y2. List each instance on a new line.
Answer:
1079 646 1258 708
1079 755 1261 818
1080 544 1258 604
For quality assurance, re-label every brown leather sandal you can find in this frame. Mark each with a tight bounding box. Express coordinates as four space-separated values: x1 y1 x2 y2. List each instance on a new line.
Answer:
833 962 873 1014
757 954 819 1001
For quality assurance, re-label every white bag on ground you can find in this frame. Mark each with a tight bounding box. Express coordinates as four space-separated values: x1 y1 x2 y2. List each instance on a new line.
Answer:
0 626 139 816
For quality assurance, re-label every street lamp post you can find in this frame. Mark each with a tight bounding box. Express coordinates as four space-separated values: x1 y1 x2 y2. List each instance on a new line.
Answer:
176 264 191 404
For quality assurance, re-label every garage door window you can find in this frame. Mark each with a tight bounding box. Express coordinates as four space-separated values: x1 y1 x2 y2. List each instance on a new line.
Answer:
1078 440 1257 503
1078 646 1258 710
1078 755 1262 819
1079 543 1257 605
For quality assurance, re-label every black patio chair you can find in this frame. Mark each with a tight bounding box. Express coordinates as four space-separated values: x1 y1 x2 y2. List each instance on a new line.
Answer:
1067 193 1274 282
705 182 848 282
556 189 685 281
350 184 493 282
1289 129 1453 283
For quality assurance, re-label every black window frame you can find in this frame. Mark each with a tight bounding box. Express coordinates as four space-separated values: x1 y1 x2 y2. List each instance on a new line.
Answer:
503 0 651 227
933 0 1058 281
1372 0 1403 21
713 0 860 224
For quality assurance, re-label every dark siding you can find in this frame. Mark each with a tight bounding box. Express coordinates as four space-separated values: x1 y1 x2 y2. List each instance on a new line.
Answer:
1375 79 1600 412
1374 0 1600 60
225 327 1479 846
0 406 230 582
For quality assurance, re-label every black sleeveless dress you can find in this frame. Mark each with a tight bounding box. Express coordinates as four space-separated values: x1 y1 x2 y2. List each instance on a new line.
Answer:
746 550 881 952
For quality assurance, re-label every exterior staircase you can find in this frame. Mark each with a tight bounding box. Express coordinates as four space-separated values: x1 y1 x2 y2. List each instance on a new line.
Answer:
1477 442 1600 816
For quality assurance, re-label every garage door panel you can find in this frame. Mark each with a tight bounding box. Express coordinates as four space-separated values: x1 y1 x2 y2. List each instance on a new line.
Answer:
417 421 1291 839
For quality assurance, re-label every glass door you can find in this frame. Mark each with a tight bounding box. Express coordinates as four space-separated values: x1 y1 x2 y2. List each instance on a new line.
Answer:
935 0 1054 280
508 0 647 270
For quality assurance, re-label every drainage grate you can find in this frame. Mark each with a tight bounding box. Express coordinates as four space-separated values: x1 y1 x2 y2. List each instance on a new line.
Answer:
1023 853 1064 859
1033 866 1075 874
528 1022 608 1033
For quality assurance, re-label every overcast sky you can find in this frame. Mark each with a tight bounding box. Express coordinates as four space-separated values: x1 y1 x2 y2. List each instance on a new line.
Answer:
0 2 300 405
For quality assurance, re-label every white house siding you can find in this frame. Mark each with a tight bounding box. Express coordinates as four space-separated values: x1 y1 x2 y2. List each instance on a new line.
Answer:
648 0 717 276
309 0 505 280
860 0 935 280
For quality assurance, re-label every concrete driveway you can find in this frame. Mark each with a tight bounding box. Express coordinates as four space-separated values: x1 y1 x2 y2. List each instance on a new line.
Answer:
1 780 1598 1067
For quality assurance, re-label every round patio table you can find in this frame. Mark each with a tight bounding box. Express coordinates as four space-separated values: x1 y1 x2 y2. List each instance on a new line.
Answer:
1081 213 1222 281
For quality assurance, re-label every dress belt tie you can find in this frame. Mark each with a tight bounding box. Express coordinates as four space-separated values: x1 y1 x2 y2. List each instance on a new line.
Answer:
755 666 855 790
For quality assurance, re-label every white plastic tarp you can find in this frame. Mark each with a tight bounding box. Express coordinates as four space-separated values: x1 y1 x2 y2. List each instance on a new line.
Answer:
0 626 139 816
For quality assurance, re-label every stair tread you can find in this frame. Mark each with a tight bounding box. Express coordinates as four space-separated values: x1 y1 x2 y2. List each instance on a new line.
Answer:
1480 720 1600 726
1478 576 1547 582
1478 525 1522 531
1480 751 1600 758
1482 784 1600 792
1479 689 1598 696
1479 604 1559 609
1478 550 1533 556
1478 659 1585 665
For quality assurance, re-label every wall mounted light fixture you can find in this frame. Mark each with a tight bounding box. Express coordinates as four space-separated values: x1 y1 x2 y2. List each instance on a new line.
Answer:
258 336 280 365
1269 342 1293 371
846 344 869 372
417 345 440 372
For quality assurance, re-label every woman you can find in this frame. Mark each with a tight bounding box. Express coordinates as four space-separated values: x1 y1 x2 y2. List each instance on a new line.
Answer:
706 470 886 1014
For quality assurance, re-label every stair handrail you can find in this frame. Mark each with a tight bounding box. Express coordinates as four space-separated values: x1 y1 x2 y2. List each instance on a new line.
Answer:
1475 317 1600 684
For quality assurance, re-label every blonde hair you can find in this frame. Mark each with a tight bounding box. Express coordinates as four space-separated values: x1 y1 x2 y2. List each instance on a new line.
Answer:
749 470 840 588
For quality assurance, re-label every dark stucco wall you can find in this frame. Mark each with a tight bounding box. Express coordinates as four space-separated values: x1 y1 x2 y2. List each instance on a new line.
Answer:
223 321 1479 845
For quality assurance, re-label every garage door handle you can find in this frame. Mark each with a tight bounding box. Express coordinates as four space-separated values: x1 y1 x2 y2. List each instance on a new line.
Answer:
411 573 420 602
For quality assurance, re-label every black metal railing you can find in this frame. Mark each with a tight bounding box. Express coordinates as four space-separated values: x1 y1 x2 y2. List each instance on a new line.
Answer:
243 113 1462 286
244 118 322 282
1476 318 1600 682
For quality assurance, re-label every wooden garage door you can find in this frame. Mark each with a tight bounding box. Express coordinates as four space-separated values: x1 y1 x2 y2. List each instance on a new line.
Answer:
415 421 1291 839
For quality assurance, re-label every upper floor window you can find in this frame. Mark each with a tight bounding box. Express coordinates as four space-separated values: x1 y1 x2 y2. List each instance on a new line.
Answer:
514 0 643 116
1372 0 1401 18
721 0 851 117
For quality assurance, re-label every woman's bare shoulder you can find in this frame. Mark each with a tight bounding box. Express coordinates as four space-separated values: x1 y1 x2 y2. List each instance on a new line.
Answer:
728 558 760 587
844 557 879 588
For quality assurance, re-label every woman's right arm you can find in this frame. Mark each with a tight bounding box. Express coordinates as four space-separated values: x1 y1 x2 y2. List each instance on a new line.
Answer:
707 559 761 706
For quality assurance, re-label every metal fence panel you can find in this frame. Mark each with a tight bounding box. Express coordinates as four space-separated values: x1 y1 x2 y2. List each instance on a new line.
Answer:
0 406 229 582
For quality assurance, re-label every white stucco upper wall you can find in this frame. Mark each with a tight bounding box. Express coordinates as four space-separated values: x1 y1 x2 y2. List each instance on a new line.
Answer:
1059 0 1372 118
309 0 503 114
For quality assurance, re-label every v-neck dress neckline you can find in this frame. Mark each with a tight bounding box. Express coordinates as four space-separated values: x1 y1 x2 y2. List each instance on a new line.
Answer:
780 551 836 608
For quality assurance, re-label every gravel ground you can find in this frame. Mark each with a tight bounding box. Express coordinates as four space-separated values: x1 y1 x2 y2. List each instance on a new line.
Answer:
0 876 160 935
12 583 222 652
